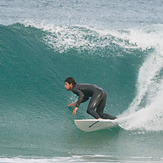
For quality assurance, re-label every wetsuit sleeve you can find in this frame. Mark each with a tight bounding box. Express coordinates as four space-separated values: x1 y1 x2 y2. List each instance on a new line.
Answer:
75 90 85 107
82 97 89 103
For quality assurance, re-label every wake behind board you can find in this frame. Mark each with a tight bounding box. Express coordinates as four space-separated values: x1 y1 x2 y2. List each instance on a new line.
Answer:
74 119 118 132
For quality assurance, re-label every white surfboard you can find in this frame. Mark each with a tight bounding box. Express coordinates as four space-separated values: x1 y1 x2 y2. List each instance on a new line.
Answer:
74 119 118 132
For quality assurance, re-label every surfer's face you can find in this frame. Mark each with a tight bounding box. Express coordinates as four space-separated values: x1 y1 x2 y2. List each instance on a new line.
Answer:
64 82 73 91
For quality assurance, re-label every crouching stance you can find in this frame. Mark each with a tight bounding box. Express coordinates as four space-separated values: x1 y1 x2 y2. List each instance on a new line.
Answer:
64 77 116 120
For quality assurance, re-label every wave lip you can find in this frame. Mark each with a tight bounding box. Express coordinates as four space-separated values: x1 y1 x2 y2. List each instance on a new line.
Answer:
23 21 153 54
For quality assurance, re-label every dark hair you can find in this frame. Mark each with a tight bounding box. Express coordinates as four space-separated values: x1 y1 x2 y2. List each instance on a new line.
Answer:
64 77 76 86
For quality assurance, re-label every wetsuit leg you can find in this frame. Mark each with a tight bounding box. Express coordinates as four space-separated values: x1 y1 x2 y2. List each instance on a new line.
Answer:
87 92 104 119
96 92 117 120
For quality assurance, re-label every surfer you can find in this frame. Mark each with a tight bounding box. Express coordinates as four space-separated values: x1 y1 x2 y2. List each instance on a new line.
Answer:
64 77 116 120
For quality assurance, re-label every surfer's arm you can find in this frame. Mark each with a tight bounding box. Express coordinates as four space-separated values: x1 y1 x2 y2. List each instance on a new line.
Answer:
68 90 87 108
68 102 77 107
75 90 85 107
81 97 89 103
73 107 78 115
68 97 88 107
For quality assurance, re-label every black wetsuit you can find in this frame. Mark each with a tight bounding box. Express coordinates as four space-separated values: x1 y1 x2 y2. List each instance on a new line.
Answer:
72 83 116 120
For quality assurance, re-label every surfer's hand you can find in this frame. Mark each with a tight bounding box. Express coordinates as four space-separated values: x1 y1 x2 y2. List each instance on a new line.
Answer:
73 107 78 115
68 102 77 107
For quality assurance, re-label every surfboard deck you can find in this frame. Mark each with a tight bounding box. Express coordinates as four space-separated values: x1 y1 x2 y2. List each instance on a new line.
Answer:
74 119 118 132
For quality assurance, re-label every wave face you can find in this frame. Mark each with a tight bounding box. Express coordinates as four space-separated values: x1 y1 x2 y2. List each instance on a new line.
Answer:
0 23 163 159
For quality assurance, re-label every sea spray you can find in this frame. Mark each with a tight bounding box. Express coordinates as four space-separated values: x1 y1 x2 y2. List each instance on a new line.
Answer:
119 25 163 131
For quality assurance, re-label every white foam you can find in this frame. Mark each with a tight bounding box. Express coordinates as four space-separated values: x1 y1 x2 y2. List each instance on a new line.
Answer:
22 21 155 54
119 25 163 131
120 80 163 131
0 155 161 163
0 156 78 163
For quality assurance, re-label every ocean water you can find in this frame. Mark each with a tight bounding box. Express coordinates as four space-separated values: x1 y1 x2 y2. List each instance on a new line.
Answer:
0 0 163 162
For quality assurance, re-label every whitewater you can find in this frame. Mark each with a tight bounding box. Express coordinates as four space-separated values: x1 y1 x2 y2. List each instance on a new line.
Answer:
118 25 163 131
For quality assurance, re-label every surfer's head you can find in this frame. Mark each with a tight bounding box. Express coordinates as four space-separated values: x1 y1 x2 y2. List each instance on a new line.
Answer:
64 77 76 91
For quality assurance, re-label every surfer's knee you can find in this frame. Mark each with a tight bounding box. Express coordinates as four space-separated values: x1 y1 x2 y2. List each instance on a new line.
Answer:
87 108 101 119
87 109 92 115
87 106 96 115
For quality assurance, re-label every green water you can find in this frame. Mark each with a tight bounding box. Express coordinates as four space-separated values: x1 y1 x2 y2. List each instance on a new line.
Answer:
0 23 163 162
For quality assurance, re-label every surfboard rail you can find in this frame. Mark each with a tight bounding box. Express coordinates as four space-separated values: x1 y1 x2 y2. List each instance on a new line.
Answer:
74 119 118 132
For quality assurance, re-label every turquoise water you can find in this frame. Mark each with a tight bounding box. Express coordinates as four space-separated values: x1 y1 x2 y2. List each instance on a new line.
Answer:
0 0 163 162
